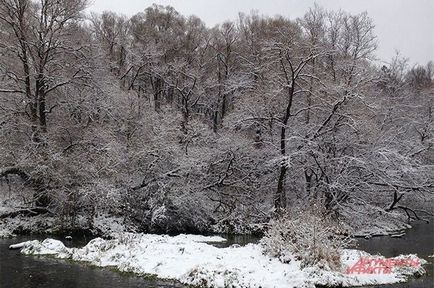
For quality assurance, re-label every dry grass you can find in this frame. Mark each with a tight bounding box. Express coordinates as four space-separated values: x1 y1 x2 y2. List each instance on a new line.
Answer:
261 205 354 270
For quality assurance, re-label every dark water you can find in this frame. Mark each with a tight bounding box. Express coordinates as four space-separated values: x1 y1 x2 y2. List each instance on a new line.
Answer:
0 235 185 288
0 222 432 288
355 219 434 288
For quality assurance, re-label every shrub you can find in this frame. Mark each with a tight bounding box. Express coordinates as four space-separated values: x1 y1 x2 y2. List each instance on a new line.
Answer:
261 205 353 270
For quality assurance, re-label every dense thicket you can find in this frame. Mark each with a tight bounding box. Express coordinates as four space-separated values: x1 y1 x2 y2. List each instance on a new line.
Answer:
0 0 433 234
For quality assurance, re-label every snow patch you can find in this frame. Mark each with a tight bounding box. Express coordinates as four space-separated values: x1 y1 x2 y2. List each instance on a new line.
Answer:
12 233 427 288
93 214 130 236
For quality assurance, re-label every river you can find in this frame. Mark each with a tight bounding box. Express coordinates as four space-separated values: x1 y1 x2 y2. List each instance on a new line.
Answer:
0 221 432 288
355 219 433 288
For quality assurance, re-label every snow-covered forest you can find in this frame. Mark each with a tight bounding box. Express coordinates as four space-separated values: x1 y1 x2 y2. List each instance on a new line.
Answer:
0 0 433 239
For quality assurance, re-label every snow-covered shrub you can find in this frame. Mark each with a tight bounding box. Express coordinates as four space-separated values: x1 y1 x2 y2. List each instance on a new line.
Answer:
261 205 353 270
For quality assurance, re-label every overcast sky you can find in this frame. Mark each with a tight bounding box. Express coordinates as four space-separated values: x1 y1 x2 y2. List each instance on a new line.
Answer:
88 0 433 66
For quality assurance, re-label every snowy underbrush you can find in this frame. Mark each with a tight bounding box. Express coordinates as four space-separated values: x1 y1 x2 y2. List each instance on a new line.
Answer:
0 214 57 238
0 226 12 238
12 233 427 288
0 212 130 239
211 215 267 235
261 207 353 270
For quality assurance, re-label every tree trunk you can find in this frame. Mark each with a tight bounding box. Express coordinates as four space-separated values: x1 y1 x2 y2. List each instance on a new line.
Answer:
305 59 315 124
275 165 287 209
275 83 295 210
36 74 47 133
213 110 218 133
0 167 49 208
305 169 313 198
19 37 39 142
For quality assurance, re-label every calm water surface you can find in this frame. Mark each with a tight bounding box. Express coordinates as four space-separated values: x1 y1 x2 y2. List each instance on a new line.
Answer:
355 219 433 288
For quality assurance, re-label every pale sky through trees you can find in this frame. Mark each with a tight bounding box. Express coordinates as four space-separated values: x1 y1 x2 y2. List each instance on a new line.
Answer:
88 0 434 66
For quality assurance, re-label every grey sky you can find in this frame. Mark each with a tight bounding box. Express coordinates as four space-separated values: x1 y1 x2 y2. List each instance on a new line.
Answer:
88 0 433 66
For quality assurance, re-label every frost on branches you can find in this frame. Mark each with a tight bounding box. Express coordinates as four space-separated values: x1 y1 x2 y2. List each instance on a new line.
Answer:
0 1 433 237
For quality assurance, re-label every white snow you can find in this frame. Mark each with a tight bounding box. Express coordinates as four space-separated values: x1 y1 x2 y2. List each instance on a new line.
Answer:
92 214 130 235
9 242 28 249
12 234 427 288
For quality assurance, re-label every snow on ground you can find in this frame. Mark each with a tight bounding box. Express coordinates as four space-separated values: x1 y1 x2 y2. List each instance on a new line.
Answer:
92 214 130 235
0 187 40 238
0 214 57 238
11 233 427 288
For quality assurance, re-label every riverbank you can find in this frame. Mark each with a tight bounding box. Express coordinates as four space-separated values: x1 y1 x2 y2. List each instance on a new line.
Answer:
0 213 132 239
1 189 431 239
10 233 427 288
3 220 433 288
0 208 421 240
